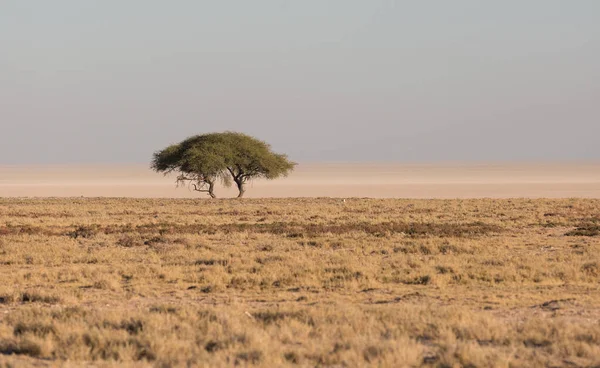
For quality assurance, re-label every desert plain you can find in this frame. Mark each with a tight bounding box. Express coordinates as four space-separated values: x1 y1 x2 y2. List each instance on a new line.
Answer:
1 162 600 199
0 163 599 367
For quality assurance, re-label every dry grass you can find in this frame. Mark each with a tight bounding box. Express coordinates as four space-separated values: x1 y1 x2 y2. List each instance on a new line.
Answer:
0 198 599 367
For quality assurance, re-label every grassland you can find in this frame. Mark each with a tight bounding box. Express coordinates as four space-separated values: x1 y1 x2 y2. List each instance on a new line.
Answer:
0 198 599 367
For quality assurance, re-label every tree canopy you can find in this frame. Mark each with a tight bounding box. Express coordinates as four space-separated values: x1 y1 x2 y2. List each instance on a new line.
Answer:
151 132 296 198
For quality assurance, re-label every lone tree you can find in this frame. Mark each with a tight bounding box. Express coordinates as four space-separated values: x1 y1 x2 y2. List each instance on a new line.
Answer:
150 134 230 198
151 132 296 198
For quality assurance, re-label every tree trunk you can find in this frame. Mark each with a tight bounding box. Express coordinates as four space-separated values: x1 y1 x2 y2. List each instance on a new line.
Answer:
207 182 216 198
235 180 245 198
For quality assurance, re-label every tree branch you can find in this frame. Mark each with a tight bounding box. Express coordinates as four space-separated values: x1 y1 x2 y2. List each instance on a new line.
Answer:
191 184 210 193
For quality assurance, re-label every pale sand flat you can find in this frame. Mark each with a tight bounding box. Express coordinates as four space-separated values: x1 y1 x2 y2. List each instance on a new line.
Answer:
0 163 599 198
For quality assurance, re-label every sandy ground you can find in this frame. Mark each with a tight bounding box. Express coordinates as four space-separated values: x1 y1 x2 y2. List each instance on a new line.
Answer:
1 162 599 198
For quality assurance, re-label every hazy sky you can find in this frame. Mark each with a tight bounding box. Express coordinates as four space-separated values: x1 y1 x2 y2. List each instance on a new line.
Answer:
1 1 599 164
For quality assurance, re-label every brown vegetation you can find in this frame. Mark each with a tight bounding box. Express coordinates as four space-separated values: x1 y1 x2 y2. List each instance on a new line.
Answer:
0 198 599 367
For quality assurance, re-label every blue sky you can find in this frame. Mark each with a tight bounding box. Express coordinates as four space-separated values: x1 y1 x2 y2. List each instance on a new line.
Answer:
1 1 599 163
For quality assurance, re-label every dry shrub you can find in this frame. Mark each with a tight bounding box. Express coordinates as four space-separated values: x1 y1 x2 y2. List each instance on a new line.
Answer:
582 262 599 277
0 339 42 357
116 235 142 247
566 224 600 237
67 225 99 239
235 350 262 365
0 293 15 304
13 322 57 337
20 291 61 304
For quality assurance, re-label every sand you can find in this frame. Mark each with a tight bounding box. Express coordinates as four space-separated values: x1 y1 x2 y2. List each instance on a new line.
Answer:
1 162 599 198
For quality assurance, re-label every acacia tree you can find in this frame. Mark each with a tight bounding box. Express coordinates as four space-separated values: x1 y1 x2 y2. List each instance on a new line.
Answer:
219 132 297 197
151 135 231 198
151 132 296 198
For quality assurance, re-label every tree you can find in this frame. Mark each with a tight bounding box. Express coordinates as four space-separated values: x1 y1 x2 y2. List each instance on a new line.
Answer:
218 132 297 197
151 134 231 198
151 132 296 198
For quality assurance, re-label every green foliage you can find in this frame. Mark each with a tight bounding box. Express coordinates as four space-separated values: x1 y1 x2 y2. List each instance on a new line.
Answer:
151 135 227 180
151 132 296 197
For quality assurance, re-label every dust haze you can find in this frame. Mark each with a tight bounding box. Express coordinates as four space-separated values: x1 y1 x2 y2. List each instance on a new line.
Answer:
1 163 599 198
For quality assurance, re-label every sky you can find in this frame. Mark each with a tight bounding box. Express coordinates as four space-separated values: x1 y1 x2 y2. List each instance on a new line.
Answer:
1 1 599 164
